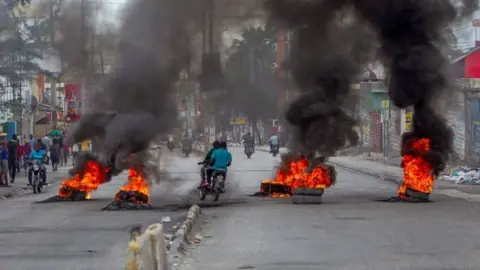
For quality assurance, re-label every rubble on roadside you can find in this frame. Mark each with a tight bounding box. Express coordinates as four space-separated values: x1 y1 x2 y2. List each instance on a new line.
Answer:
440 167 480 184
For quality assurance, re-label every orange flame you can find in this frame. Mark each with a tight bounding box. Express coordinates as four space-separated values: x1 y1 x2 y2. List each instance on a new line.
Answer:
398 138 434 196
114 168 150 203
58 160 110 198
263 158 332 197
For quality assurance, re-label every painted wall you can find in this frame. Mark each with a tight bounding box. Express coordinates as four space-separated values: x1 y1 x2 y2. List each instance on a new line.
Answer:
465 50 480 78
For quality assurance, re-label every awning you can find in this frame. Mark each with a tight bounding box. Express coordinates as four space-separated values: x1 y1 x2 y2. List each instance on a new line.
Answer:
35 116 50 125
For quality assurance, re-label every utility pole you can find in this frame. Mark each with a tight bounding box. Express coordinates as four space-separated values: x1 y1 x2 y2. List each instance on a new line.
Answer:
201 0 217 150
276 26 286 146
50 0 57 129
80 0 87 116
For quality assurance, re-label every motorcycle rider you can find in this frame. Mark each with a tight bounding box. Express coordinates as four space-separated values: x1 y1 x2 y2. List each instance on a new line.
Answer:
182 134 193 151
197 140 220 188
208 141 232 190
167 134 175 150
269 132 279 153
29 142 47 186
243 132 255 152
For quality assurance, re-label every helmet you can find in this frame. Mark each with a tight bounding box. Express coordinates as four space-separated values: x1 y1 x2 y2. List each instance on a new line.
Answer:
213 141 220 148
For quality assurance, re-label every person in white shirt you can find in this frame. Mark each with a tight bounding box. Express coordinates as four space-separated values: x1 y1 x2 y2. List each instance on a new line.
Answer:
269 133 279 153
41 135 51 152
71 144 79 166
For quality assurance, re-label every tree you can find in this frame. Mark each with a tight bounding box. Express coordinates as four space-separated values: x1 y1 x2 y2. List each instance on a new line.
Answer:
224 25 278 144
0 0 43 125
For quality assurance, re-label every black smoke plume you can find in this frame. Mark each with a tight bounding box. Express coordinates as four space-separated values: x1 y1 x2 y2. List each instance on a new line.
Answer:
65 0 202 183
265 0 477 177
353 0 477 174
264 0 375 170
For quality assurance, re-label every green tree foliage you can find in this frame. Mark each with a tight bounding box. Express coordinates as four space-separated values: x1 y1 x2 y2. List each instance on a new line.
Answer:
224 25 278 143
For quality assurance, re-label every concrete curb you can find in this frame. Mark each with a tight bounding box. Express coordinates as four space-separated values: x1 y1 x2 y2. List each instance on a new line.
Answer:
328 160 403 186
126 223 168 270
168 204 201 253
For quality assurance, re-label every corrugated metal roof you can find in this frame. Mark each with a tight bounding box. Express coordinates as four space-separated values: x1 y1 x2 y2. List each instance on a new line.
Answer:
450 46 480 64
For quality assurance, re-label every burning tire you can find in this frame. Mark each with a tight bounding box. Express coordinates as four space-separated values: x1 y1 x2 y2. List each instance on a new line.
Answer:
259 158 334 198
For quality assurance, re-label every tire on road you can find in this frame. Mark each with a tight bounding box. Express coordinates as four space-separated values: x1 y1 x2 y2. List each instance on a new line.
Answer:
292 188 324 204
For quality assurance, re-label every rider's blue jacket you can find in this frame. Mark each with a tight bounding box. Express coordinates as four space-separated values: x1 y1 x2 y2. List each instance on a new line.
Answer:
210 148 232 171
30 149 46 164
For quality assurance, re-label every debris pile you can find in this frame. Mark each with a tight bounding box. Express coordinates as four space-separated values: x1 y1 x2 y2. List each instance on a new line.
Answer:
103 168 152 211
440 167 480 185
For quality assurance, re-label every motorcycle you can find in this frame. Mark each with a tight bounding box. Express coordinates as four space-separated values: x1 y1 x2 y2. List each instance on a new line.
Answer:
30 160 45 194
199 166 226 202
271 144 279 157
183 145 192 157
167 141 175 152
244 145 254 158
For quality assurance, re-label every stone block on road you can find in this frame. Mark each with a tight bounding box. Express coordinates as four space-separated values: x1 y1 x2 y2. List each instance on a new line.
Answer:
292 188 324 204
126 223 168 270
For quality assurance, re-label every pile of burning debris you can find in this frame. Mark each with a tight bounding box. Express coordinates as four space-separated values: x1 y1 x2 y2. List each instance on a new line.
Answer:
260 137 441 204
258 153 336 204
103 168 152 210
41 153 152 210
383 137 436 203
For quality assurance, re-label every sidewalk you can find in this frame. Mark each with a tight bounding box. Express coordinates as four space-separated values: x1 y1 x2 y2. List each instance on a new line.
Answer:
0 163 71 199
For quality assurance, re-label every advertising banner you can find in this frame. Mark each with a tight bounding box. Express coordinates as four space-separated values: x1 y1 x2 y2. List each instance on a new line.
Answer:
65 83 81 123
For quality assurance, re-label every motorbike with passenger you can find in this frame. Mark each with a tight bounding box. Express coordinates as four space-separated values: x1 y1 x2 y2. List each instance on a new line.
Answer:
197 141 231 201
28 143 47 194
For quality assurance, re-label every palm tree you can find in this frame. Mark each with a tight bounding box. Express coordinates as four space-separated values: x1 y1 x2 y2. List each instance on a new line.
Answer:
224 25 278 144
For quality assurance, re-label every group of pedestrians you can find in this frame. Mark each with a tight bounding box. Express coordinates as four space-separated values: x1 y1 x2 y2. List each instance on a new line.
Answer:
0 132 77 187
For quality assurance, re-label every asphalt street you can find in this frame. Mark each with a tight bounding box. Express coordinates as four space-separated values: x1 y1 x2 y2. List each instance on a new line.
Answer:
177 147 480 270
0 148 201 270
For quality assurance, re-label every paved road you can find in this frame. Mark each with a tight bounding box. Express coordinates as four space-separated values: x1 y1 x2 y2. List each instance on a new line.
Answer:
177 147 480 270
0 149 201 270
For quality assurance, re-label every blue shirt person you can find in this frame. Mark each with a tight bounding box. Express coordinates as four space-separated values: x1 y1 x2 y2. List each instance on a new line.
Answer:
30 148 47 164
210 143 232 171
0 145 7 160
269 134 279 145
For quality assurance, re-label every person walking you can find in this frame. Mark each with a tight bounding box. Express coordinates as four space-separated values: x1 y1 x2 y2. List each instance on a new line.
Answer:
50 143 60 171
62 143 69 166
28 134 35 149
41 134 51 152
71 143 79 166
59 131 65 166
22 139 31 177
16 141 23 174
0 142 8 186
7 134 18 183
